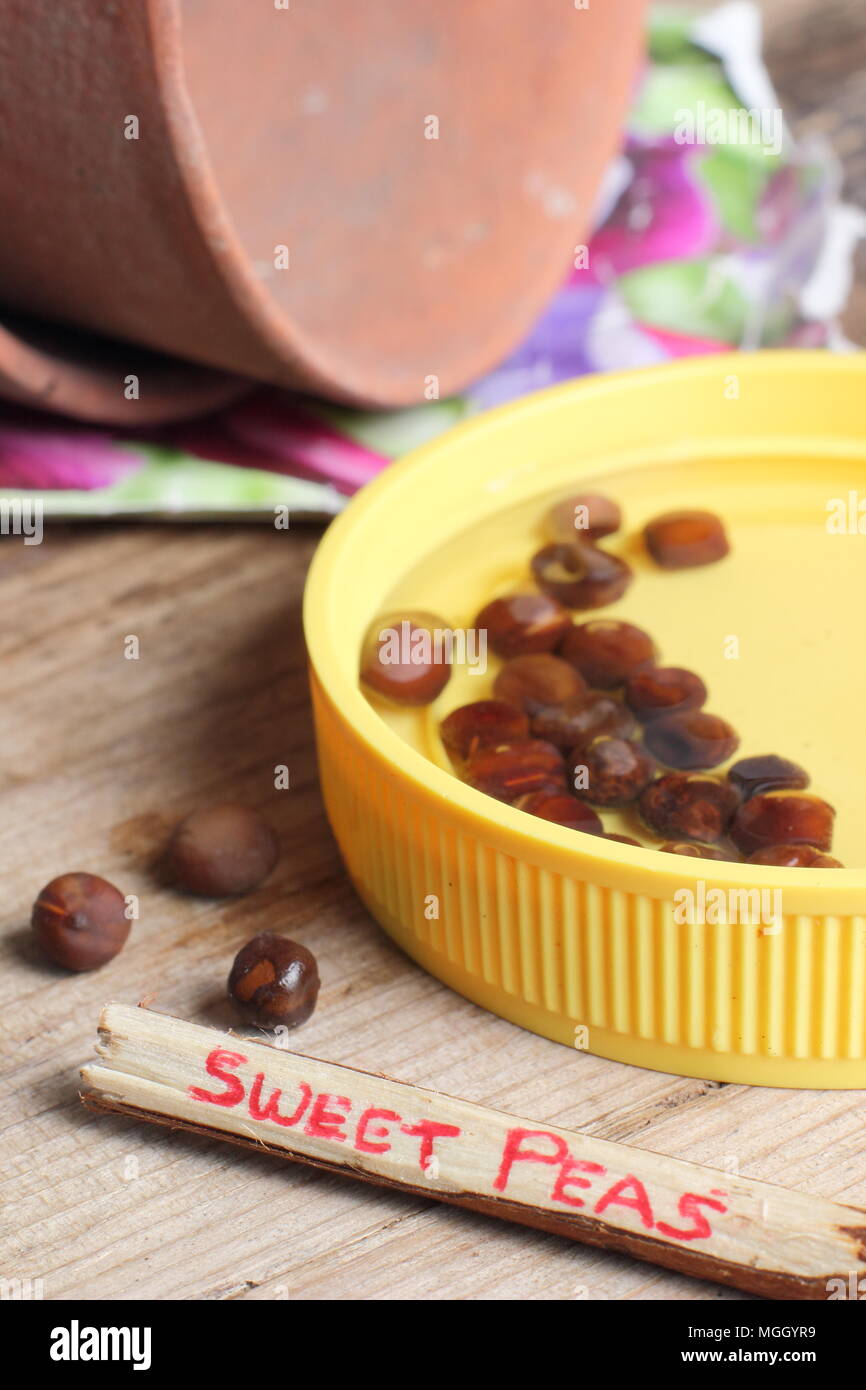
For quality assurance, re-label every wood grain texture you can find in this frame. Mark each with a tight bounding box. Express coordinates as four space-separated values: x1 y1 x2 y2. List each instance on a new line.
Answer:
2 0 866 1303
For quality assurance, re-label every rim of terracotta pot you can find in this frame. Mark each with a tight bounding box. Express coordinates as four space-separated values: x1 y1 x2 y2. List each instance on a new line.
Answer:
0 312 250 426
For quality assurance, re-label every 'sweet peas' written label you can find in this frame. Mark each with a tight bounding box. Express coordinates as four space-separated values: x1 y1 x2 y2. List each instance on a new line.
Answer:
189 1045 728 1243
83 1006 866 1299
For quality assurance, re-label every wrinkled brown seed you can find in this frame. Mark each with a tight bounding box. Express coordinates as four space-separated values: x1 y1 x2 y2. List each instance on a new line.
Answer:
529 693 637 751
638 772 738 843
228 932 320 1029
570 734 656 808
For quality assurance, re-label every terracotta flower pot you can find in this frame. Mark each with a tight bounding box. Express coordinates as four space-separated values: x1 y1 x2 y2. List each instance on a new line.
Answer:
0 0 646 421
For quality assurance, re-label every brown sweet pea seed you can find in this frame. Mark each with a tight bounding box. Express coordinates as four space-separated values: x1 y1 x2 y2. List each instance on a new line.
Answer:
659 842 730 860
570 735 656 808
474 593 571 658
532 542 631 610
545 492 622 543
32 872 130 971
228 932 320 1028
730 792 835 856
644 510 729 569
747 844 843 868
624 666 707 723
493 653 587 712
164 803 279 896
513 791 604 836
643 711 739 770
559 619 656 689
360 609 452 706
638 772 738 843
727 755 810 800
530 693 637 751
462 739 566 803
439 701 529 765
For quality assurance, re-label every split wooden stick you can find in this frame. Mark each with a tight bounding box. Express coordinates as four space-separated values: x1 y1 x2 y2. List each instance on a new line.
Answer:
82 1004 866 1300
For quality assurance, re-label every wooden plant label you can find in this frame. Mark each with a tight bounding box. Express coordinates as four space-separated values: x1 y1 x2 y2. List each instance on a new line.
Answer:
81 1004 866 1300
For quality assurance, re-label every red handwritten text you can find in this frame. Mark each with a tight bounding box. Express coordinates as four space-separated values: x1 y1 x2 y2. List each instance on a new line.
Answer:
494 1126 727 1243
188 1051 728 1243
188 1048 461 1175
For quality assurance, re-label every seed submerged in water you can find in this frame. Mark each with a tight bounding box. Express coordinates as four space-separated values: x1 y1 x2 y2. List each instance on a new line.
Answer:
730 792 835 855
439 700 529 765
747 844 843 868
514 791 604 835
559 620 656 689
368 498 852 874
659 842 729 860
643 710 739 770
644 510 729 569
531 542 632 610
573 545 633 609
530 693 637 751
493 653 587 712
360 609 452 706
462 739 566 803
530 543 586 606
545 493 622 543
624 666 707 723
570 734 656 808
727 754 810 800
474 593 571 657
638 772 738 843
